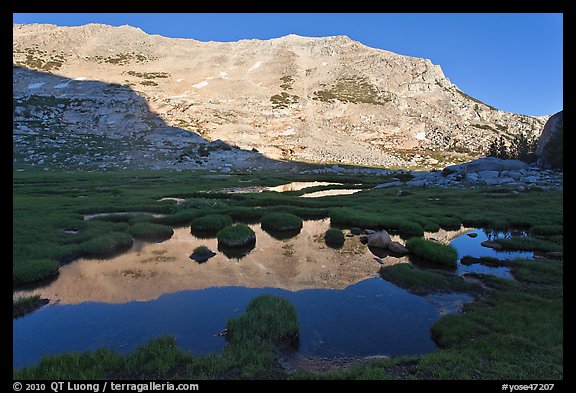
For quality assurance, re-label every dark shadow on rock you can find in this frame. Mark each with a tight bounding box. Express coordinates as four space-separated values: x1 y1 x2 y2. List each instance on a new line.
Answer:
368 246 389 258
12 66 286 171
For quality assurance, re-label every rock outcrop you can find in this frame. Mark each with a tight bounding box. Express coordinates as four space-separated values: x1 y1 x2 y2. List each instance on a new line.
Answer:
13 23 549 171
536 110 563 169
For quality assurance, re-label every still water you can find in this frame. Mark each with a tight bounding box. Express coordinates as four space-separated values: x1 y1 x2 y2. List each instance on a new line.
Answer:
15 222 525 368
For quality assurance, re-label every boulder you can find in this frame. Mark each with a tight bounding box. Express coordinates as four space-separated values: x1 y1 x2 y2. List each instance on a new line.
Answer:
464 173 479 182
373 181 402 189
406 179 427 187
367 230 392 248
388 241 410 255
444 157 529 175
478 170 500 180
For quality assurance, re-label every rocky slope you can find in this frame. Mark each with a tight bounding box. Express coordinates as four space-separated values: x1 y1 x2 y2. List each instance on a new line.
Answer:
13 23 548 171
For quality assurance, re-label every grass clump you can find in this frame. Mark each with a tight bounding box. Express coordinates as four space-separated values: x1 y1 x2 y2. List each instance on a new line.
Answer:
435 216 462 231
379 264 478 295
529 224 563 236
127 223 174 241
217 224 256 248
226 295 299 348
13 259 59 286
398 221 425 237
13 295 50 318
190 246 216 263
190 214 233 232
329 208 383 229
79 232 133 258
406 237 458 267
324 228 345 247
494 236 562 252
14 295 300 380
260 213 303 232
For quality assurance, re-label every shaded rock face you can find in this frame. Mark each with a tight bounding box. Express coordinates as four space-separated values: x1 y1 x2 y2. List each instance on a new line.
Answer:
367 231 392 249
536 110 563 169
537 110 563 156
13 23 548 170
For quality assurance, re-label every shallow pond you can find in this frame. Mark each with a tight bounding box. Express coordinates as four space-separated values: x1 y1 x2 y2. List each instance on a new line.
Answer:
220 181 365 197
451 228 533 279
14 221 513 368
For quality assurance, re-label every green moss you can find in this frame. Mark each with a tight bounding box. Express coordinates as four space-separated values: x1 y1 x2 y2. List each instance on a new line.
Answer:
406 237 458 267
217 224 256 248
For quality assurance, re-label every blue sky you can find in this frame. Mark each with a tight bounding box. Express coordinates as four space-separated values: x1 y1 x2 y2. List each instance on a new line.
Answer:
13 13 563 117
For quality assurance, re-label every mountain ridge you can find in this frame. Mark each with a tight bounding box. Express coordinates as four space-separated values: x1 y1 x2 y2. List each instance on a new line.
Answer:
13 23 548 171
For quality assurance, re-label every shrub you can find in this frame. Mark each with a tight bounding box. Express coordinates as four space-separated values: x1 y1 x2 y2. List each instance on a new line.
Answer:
324 228 345 247
127 223 174 241
260 213 303 232
217 224 256 248
190 214 233 232
406 237 458 267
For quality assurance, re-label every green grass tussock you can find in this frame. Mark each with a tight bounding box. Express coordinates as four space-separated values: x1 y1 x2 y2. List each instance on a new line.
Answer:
324 228 345 247
79 232 134 258
379 264 478 295
13 259 59 285
260 213 303 232
13 295 49 318
217 224 256 248
406 237 458 267
226 295 299 348
190 214 233 232
494 236 562 252
127 223 174 241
